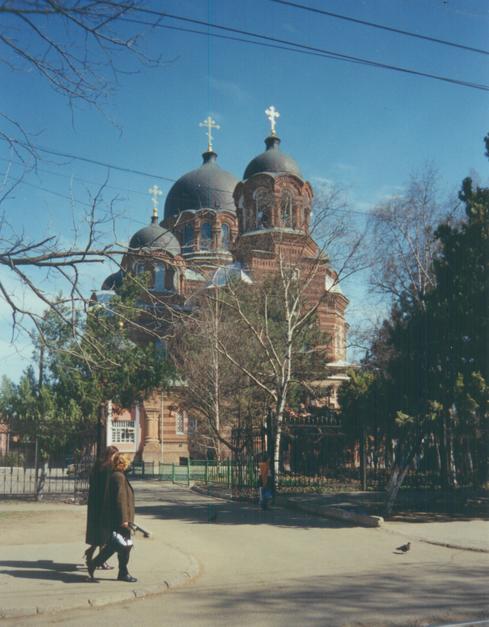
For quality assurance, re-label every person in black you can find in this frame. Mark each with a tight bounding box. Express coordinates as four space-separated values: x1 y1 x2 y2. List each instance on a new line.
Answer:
88 453 136 583
84 445 119 569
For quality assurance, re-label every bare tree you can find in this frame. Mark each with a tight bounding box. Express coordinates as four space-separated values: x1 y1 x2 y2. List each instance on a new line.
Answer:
368 164 459 308
0 2 167 351
1 1 162 159
175 196 367 484
171 293 267 460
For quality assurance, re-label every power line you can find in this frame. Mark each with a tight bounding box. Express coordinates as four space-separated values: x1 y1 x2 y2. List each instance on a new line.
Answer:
2 164 374 221
268 0 489 57
11 142 178 185
11 140 238 196
0 156 152 199
115 6 489 93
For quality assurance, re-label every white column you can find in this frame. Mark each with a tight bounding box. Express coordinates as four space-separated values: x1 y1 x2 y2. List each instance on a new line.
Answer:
106 400 113 446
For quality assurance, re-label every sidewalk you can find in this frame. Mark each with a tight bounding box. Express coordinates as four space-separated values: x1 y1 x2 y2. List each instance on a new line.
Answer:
193 483 489 553
0 499 200 620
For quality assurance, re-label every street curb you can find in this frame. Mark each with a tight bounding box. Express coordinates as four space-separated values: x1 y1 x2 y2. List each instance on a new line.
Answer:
0 549 200 620
279 498 384 527
379 526 489 554
191 484 234 501
419 539 489 553
191 484 384 527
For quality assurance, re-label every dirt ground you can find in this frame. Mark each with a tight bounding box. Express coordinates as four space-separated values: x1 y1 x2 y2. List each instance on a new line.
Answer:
0 503 85 546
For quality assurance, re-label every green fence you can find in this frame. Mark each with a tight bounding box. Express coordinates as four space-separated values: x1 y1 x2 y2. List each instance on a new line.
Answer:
152 459 258 490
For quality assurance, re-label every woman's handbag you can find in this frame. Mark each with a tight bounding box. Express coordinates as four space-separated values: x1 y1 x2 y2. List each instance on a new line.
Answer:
111 530 133 549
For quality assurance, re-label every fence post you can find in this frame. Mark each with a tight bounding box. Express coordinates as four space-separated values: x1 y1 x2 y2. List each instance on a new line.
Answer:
172 463 175 484
227 459 231 488
187 459 191 486
204 460 208 484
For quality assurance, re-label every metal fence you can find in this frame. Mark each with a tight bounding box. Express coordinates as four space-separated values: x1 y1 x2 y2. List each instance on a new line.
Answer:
0 462 92 499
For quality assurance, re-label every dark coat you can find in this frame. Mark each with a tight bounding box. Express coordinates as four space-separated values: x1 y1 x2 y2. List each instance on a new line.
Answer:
85 462 113 546
108 470 135 531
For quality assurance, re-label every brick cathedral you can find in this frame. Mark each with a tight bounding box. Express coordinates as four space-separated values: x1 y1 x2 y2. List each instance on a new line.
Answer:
97 108 349 464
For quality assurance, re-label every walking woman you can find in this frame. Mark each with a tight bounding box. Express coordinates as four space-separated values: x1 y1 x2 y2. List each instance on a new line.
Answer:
85 445 119 568
87 453 137 582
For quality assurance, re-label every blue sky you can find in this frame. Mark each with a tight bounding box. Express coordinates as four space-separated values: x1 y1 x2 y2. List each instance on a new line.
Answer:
1 0 488 380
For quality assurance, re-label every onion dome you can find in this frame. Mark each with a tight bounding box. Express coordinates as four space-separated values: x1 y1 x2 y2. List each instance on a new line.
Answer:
101 269 124 290
163 151 238 221
129 213 180 255
243 135 301 180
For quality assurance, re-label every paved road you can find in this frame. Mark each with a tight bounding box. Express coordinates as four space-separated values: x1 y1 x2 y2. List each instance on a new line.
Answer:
6 483 489 627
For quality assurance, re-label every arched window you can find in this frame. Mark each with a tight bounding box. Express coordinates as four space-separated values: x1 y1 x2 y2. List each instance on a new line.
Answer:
176 411 185 434
254 187 272 229
155 338 167 356
133 261 145 275
280 189 293 227
182 222 194 254
221 223 230 250
153 262 165 291
200 222 212 250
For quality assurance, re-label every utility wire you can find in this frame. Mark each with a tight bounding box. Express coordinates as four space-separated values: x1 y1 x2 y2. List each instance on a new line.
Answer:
0 156 152 199
113 6 489 92
268 0 489 57
2 162 373 220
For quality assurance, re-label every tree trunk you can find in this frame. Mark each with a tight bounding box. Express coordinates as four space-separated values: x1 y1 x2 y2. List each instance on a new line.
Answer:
384 430 424 516
359 427 367 490
438 413 451 489
384 463 411 516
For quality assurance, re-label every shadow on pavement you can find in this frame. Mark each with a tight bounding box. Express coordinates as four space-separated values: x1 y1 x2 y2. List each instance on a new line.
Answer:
163 563 489 627
0 560 90 584
135 487 350 529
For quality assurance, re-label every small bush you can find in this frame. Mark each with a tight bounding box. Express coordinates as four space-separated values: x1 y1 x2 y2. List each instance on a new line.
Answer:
0 452 25 467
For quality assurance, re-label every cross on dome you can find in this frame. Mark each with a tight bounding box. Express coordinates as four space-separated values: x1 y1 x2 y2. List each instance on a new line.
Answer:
265 105 280 136
199 115 220 151
148 184 163 218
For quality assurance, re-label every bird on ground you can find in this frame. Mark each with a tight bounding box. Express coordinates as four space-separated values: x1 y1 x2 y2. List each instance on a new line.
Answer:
395 542 411 553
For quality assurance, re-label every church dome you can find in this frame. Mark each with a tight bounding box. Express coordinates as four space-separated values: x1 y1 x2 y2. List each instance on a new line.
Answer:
101 269 123 290
243 136 301 180
129 218 180 255
164 151 238 221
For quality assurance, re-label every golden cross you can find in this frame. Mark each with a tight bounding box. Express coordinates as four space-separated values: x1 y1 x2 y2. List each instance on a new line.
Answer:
148 184 163 214
265 105 280 136
199 116 220 151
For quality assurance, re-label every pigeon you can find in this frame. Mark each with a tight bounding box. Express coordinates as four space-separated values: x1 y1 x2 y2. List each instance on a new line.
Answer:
395 542 411 553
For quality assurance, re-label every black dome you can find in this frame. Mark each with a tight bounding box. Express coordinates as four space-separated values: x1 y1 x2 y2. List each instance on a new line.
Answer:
164 151 238 220
243 136 301 180
101 269 123 290
129 220 180 255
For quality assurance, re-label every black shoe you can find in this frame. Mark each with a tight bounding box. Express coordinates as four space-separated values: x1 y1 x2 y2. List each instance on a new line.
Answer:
117 574 137 582
87 559 96 580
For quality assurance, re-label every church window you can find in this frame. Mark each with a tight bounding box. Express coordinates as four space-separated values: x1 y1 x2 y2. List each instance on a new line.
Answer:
280 189 293 227
200 222 212 250
221 223 230 249
254 187 273 229
155 338 167 355
133 261 145 275
182 223 194 254
153 262 165 291
111 420 135 444
176 412 185 434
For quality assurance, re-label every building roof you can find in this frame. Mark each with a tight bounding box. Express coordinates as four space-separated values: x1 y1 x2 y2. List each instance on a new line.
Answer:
210 262 253 287
164 151 238 220
243 136 302 180
324 274 344 295
129 220 181 255
101 269 124 291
